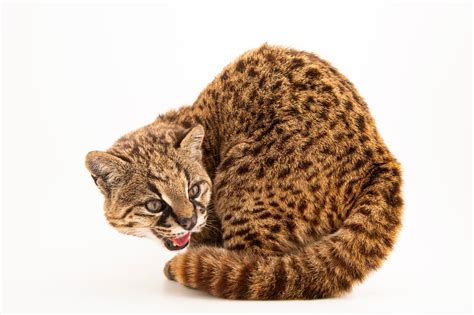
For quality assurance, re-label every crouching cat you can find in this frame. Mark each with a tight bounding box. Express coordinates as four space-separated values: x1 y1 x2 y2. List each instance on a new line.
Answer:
85 44 403 300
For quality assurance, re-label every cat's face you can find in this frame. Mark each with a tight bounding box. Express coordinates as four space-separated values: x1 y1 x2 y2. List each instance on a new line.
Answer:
85 124 211 250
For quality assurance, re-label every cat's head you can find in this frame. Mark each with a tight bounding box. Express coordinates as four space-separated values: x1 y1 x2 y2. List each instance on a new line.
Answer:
85 124 211 251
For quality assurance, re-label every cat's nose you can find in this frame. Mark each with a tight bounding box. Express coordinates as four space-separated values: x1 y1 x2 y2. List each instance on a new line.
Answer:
176 212 197 230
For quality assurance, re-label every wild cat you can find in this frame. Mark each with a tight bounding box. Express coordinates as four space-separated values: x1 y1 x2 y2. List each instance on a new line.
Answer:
85 44 403 299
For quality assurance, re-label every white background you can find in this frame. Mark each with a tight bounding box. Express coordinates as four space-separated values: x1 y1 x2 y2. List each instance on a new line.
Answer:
1 0 472 313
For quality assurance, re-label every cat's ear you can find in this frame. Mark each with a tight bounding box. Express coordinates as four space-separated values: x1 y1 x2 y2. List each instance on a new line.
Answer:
85 151 127 194
178 125 205 161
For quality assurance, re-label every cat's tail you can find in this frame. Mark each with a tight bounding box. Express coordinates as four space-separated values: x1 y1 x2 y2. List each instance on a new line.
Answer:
164 160 403 299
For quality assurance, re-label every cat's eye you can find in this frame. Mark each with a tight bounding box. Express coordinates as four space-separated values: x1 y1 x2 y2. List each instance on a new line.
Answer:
188 184 200 199
145 199 165 213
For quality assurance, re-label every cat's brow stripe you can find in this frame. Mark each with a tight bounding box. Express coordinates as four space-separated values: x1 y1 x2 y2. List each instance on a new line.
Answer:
118 206 135 219
148 172 168 183
147 182 161 196
174 160 183 172
134 213 156 218
183 168 191 183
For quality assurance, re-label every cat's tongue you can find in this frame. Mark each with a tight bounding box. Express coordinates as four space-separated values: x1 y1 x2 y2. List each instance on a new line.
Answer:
171 233 191 247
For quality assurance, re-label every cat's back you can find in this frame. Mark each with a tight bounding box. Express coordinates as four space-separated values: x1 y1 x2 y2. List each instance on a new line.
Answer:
198 44 390 163
215 44 369 117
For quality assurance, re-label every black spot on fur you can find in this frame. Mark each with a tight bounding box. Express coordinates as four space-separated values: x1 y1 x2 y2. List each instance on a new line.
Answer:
298 200 308 212
258 212 272 220
249 239 262 248
354 159 366 170
290 58 305 69
228 243 246 251
236 165 250 174
277 168 291 179
364 148 373 159
359 207 371 216
244 232 259 241
318 108 329 121
221 70 229 81
248 67 258 77
384 182 403 208
251 207 266 214
270 224 281 233
272 80 283 92
360 135 369 143
356 115 366 131
236 60 245 72
321 85 333 92
285 220 296 232
346 146 356 155
234 228 251 237
251 144 263 156
298 160 312 170
269 201 280 208
334 133 345 142
310 183 321 192
305 68 321 79
231 217 250 226
273 213 282 220
265 53 275 62
293 82 307 91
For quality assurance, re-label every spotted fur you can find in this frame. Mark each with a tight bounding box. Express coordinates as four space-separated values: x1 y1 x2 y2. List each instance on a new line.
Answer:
86 44 403 299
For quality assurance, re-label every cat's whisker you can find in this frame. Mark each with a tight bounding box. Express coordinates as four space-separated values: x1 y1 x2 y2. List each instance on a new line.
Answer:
202 223 221 236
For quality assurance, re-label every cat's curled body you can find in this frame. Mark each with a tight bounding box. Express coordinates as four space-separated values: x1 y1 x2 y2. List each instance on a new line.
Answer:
86 44 403 300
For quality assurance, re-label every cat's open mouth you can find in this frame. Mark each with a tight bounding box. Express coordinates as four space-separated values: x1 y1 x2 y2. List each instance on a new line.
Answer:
164 232 191 251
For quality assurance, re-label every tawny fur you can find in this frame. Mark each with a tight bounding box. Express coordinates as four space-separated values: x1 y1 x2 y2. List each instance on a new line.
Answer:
85 44 403 300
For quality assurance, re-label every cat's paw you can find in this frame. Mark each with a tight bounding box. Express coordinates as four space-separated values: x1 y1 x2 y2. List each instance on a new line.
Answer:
163 259 176 281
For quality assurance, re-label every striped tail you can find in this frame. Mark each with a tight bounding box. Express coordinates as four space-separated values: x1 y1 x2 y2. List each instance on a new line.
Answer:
164 160 403 299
